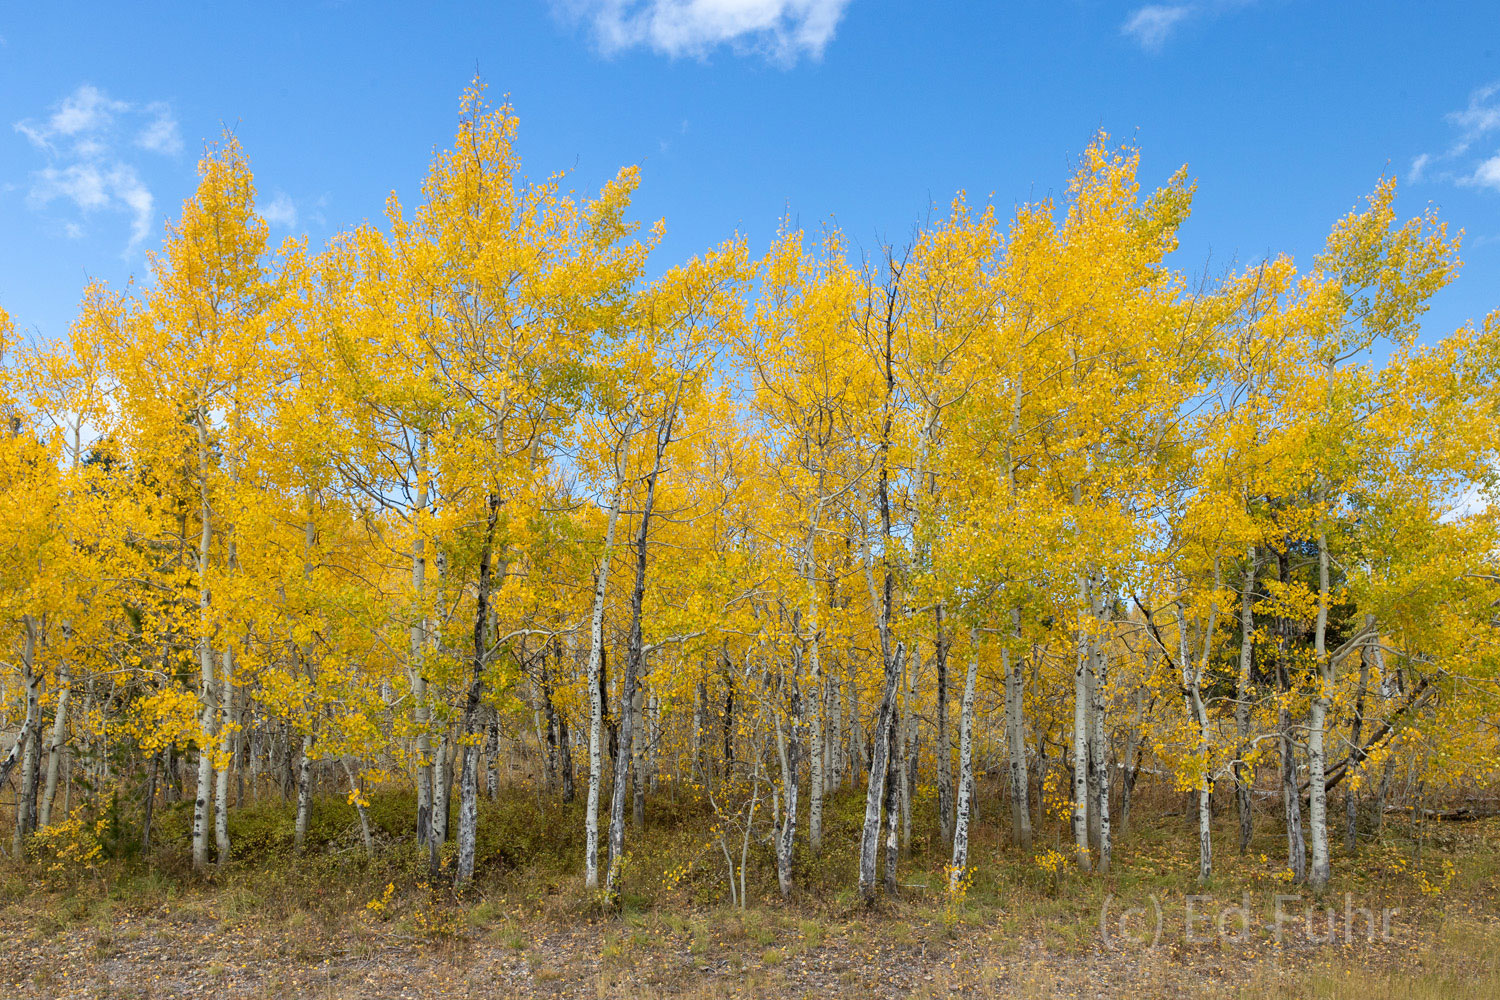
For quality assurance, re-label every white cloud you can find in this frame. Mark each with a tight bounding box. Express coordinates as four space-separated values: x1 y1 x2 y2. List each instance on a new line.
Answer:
1412 82 1500 193
1409 153 1431 184
1446 82 1500 156
1467 153 1500 193
1120 1 1257 52
561 0 852 63
14 84 129 152
136 103 183 155
1121 4 1193 52
28 162 155 249
13 84 180 253
260 192 298 229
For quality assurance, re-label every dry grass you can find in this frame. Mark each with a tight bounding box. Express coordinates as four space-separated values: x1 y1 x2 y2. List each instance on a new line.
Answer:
1 783 1496 997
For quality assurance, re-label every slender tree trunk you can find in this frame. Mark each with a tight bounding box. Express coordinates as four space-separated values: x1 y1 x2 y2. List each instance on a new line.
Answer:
721 661 735 777
807 613 826 855
1004 627 1032 850
607 403 675 899
827 668 843 791
191 414 216 872
776 681 802 901
1282 706 1307 882
859 643 904 901
1308 528 1332 890
294 731 315 853
935 605 953 849
558 708 575 803
1273 548 1307 882
1345 617 1374 852
584 491 621 891
1071 574 1093 872
862 288 904 903
897 676 913 856
950 631 981 888
431 728 451 850
411 436 433 850
38 658 71 830
1121 684 1144 833
882 701 901 895
1090 612 1111 875
215 658 234 867
141 750 160 852
1183 563 1219 884
1234 547 1258 854
541 656 560 796
342 759 374 858
631 684 646 830
9 617 42 852
455 492 498 886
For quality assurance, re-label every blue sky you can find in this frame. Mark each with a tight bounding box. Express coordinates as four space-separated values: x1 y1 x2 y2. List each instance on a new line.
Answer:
2 1 1498 345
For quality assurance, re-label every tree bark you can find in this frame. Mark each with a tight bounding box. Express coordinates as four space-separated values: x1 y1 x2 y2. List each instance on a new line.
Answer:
859 643 904 902
949 630 980 888
342 759 375 858
9 617 42 852
294 731 315 853
191 412 216 872
38 655 70 830
935 605 953 849
215 658 234 867
1345 617 1375 852
1004 611 1032 850
1234 547 1258 854
776 678 802 901
584 489 622 891
455 492 498 886
606 401 676 900
1307 528 1331 890
1071 572 1093 872
411 434 433 851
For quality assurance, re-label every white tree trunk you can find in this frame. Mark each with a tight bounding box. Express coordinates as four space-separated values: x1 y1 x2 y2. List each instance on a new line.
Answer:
215 656 234 867
949 631 980 889
1071 576 1093 871
935 607 953 849
859 643 904 901
1090 625 1111 875
806 628 826 855
826 669 843 791
583 492 621 890
776 683 802 900
1308 528 1332 890
411 438 432 850
431 728 451 847
38 658 70 830
8 618 42 852
1003 609 1032 850
342 759 374 857
293 731 315 852
1234 547 1257 854
191 414 215 872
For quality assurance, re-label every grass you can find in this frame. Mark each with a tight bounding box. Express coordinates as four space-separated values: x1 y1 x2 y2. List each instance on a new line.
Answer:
1 779 1497 997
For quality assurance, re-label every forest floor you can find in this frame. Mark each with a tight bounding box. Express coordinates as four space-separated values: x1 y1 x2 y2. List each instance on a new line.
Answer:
2 787 1498 999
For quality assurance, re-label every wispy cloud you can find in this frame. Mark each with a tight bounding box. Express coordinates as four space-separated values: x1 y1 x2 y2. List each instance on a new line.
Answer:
136 103 184 155
1468 153 1500 193
1122 4 1194 52
260 191 299 229
1411 82 1500 192
1120 1 1255 52
558 0 852 64
13 84 181 253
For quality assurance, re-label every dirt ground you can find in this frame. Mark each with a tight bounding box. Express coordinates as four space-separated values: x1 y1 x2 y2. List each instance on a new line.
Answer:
2 891 1490 1000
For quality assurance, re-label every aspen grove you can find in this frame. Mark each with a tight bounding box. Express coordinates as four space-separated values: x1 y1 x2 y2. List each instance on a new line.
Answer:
4 87 1500 904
